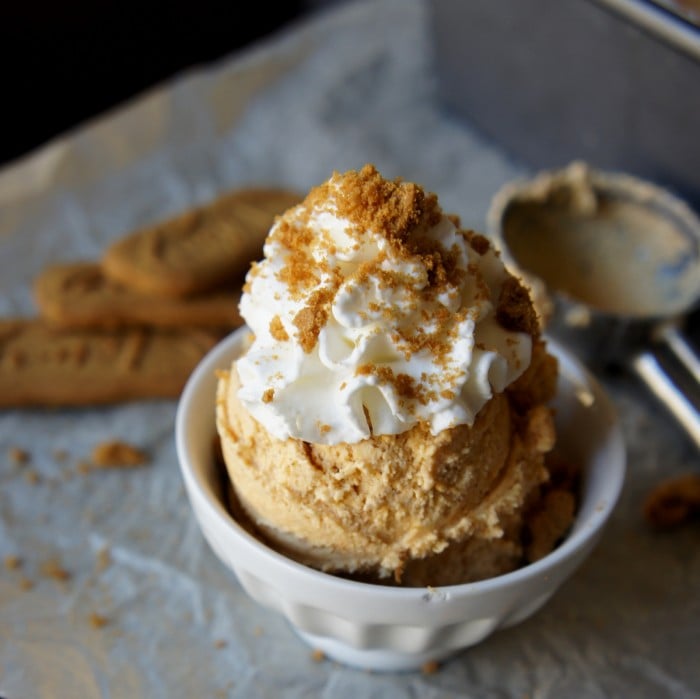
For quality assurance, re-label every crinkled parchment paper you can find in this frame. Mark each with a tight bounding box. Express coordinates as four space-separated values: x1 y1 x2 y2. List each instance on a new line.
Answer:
1 1 698 697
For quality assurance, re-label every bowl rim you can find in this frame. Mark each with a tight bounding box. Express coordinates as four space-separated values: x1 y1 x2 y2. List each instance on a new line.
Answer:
176 326 626 600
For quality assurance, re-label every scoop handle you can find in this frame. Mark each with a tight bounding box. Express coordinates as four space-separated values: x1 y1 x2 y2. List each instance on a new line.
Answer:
630 323 700 450
655 322 700 384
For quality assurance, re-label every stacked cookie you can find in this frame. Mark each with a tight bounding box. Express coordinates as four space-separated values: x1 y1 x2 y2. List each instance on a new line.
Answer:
1 187 301 407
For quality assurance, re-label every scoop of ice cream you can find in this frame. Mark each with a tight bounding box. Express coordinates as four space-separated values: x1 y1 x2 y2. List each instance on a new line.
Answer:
236 164 536 445
216 165 563 585
217 337 558 583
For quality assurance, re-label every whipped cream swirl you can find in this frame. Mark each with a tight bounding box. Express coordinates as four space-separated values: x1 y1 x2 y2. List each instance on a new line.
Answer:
236 165 533 444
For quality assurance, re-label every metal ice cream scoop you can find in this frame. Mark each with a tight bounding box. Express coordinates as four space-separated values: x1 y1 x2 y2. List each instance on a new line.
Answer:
487 161 700 450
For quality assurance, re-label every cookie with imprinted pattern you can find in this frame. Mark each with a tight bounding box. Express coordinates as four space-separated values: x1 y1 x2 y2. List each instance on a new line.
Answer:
0 319 224 407
102 187 302 298
33 261 242 330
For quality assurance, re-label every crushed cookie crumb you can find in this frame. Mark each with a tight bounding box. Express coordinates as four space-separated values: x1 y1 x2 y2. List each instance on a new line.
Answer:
214 639 228 649
311 649 325 663
8 447 30 466
19 577 34 591
76 460 92 475
24 470 40 485
40 557 71 582
95 547 112 573
643 472 700 529
269 315 289 342
89 612 110 629
91 441 148 468
262 388 274 404
292 285 337 353
356 363 437 407
467 231 491 255
4 555 22 570
496 275 539 335
421 660 440 674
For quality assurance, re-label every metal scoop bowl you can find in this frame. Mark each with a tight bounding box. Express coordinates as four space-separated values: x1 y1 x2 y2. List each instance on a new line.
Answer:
487 161 700 450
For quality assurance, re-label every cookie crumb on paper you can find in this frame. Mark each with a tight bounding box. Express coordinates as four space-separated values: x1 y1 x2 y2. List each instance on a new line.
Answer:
89 612 110 628
8 446 30 466
421 659 440 674
92 440 149 468
40 557 71 582
644 472 700 529
3 555 22 570
95 546 112 573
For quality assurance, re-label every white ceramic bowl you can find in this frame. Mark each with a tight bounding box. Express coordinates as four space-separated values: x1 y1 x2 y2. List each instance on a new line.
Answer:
175 327 626 672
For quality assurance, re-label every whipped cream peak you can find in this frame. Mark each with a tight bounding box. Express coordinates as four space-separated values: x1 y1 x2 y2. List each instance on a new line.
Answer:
236 164 536 444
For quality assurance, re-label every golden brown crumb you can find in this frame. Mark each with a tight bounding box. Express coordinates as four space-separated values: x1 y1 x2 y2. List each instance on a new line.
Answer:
76 460 92 475
292 286 336 353
91 441 148 468
421 660 440 674
8 447 29 466
311 649 325 663
262 388 274 404
4 555 22 570
24 470 40 485
19 577 34 591
496 275 539 335
467 231 491 255
214 639 228 649
330 164 440 247
269 315 289 342
643 472 700 529
40 557 71 582
89 612 109 629
95 547 112 573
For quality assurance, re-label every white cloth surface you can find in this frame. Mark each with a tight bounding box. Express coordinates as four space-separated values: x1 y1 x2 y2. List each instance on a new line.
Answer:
1 1 698 697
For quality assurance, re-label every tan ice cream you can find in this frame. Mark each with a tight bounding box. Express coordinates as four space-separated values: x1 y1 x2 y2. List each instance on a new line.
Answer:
216 164 568 586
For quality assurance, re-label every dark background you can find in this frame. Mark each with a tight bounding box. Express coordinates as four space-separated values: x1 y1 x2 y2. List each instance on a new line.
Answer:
0 1 333 167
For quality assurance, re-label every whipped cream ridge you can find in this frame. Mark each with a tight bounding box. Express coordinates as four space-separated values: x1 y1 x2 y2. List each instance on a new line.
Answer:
235 165 533 445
